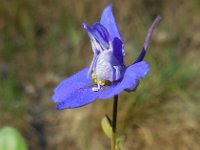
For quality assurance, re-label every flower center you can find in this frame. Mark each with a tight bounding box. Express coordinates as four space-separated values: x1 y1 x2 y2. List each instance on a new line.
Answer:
91 73 110 92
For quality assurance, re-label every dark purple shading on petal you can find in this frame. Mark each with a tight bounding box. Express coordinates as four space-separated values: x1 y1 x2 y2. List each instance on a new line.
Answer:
113 37 124 65
92 23 111 46
52 67 92 103
134 16 161 64
100 4 122 41
56 85 104 109
99 61 149 99
83 22 111 49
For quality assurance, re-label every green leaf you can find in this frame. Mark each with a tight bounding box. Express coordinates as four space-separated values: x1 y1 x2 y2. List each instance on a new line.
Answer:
101 115 112 139
0 127 28 150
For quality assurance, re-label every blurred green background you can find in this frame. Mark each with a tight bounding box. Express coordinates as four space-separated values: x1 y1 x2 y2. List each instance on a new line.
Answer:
0 0 200 149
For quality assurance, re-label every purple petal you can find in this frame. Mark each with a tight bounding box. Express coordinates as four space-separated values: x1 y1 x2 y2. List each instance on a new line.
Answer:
52 67 92 103
92 23 111 46
83 23 111 50
99 61 150 99
143 16 161 50
100 4 125 65
134 16 161 63
100 4 122 41
56 85 104 109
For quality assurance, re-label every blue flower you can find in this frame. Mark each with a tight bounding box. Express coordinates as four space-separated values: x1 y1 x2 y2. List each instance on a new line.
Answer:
52 4 161 110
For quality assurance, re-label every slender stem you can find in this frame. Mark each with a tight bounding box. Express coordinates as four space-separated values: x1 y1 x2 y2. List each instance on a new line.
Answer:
111 95 118 150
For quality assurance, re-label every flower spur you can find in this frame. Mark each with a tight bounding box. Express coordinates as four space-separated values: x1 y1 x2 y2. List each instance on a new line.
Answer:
52 4 161 110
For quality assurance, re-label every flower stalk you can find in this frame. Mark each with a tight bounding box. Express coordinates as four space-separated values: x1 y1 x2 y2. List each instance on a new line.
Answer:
112 95 118 150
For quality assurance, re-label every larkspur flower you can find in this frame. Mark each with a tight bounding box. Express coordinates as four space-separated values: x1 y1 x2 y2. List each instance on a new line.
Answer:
52 4 161 110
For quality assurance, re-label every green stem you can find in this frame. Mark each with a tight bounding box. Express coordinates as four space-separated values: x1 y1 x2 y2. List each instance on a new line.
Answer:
111 95 118 150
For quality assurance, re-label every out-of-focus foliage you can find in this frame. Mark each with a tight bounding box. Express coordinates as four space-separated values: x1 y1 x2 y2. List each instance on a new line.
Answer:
0 0 200 150
0 127 28 150
0 69 26 117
